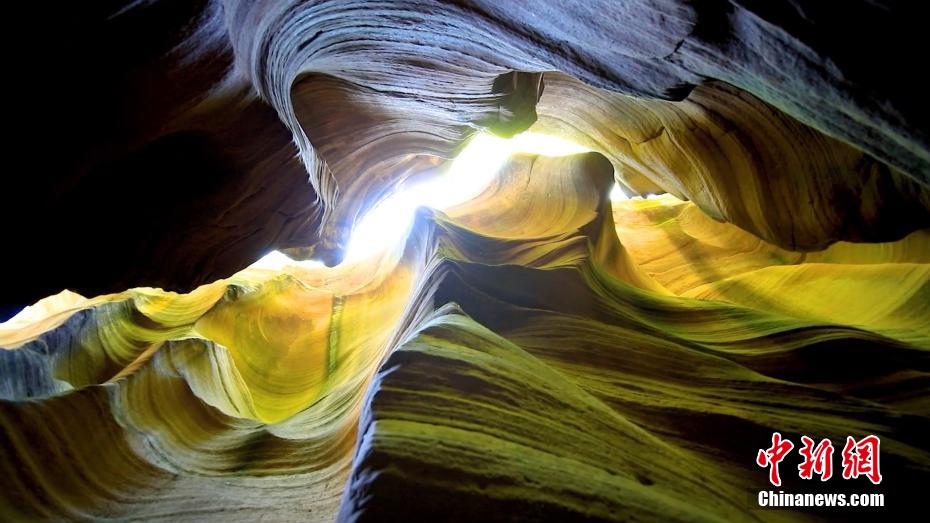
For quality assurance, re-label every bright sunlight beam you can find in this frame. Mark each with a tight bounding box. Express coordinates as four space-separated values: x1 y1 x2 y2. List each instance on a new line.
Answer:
344 131 589 262
250 250 324 271
610 183 630 201
253 131 605 268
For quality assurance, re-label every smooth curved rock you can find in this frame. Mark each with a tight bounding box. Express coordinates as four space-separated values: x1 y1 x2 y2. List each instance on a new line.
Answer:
8 1 929 311
3 2 930 521
4 152 929 520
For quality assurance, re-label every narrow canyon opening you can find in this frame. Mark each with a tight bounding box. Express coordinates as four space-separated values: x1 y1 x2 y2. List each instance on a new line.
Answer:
2 2 928 522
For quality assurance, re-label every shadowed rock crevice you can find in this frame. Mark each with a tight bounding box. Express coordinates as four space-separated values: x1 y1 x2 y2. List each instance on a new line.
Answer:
2 2 929 521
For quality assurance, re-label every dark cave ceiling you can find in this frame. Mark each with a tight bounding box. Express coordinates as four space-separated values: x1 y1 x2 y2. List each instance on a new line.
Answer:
1 1 928 521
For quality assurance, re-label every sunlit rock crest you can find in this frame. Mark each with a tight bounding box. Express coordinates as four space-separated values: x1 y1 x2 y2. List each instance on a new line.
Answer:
3 153 928 520
2 0 929 521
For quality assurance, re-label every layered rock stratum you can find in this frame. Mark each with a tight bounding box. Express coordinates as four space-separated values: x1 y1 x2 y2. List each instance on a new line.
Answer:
2 1 928 521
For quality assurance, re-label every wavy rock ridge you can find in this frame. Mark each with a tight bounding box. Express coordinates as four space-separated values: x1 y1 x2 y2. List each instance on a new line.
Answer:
2 1 929 521
6 0 930 308
3 153 928 521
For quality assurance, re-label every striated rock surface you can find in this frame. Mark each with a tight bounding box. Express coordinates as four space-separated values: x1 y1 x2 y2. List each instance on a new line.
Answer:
7 0 930 309
4 153 929 521
536 73 930 250
3 1 930 521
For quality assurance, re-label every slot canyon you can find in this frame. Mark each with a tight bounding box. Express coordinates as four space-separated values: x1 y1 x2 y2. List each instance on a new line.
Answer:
1 1 928 521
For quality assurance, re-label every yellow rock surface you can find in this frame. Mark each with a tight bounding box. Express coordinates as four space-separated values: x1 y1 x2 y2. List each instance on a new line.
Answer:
3 152 928 520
